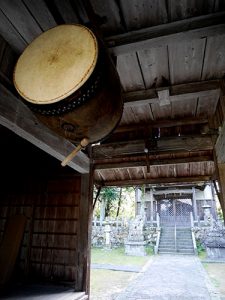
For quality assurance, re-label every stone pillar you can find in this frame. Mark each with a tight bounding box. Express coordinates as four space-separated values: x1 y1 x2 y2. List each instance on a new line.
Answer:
135 187 140 216
104 224 111 250
192 187 198 222
150 189 154 226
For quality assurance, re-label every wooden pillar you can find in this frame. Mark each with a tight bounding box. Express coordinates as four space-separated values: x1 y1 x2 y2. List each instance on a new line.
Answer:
75 170 93 296
216 163 225 219
135 187 139 216
210 181 217 220
215 79 225 220
150 189 154 225
192 187 198 221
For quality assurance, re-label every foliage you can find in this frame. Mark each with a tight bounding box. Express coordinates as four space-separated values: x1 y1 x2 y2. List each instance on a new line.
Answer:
93 186 135 219
217 207 224 221
196 240 206 259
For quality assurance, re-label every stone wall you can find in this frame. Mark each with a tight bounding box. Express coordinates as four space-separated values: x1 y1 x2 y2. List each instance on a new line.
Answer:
193 221 225 259
91 219 157 248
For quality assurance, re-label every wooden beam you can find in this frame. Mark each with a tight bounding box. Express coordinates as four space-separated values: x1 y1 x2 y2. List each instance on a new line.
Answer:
94 155 213 170
115 117 209 133
152 189 193 195
0 83 90 174
106 12 225 55
97 176 211 187
123 80 220 107
93 135 214 159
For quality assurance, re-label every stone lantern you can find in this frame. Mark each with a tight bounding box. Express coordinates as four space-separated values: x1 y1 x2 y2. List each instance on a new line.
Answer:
202 204 212 226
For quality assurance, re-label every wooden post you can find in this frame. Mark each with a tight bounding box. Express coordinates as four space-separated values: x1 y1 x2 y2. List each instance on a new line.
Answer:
75 170 93 296
150 189 154 226
135 187 139 216
192 187 198 222
210 181 218 220
216 163 225 221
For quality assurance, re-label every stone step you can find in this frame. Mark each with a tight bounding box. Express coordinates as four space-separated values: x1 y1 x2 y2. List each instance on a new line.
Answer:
159 242 175 246
177 249 195 254
177 233 192 236
158 247 176 251
161 235 175 237
159 247 194 253
159 251 195 255
177 239 193 242
177 244 194 248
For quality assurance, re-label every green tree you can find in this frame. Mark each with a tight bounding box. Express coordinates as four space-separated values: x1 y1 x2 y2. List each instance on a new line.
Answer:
93 186 135 220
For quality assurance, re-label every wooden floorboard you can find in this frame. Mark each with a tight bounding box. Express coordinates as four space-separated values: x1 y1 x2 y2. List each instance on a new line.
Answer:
1 284 87 300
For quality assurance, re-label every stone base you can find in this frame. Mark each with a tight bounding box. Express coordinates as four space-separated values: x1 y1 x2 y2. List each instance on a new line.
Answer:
206 247 225 260
125 241 146 256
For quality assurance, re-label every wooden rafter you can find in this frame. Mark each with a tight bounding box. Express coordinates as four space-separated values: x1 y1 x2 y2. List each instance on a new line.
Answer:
97 176 211 187
94 155 213 170
106 12 225 55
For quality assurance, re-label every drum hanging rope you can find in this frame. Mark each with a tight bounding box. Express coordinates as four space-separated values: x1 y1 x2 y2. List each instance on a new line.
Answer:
61 137 89 167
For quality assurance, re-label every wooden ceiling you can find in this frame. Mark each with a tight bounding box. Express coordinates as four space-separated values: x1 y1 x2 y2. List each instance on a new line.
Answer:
0 0 225 187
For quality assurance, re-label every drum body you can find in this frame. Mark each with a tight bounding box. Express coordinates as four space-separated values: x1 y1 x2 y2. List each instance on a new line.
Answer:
13 24 123 144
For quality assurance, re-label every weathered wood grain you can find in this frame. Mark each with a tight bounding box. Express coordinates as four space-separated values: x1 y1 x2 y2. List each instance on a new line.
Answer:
54 0 79 23
0 1 42 44
0 9 27 53
0 84 89 174
90 0 124 35
137 46 169 89
119 0 168 30
23 0 57 31
167 0 215 21
117 53 145 91
202 35 225 80
123 80 220 108
168 38 206 85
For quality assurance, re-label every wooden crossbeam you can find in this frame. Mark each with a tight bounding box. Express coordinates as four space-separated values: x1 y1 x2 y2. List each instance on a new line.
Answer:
106 12 225 55
94 155 213 170
96 176 211 187
0 84 90 173
93 135 214 159
123 80 220 108
115 117 209 133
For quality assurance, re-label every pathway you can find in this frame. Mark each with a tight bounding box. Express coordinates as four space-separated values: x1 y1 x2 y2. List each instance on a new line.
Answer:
114 254 221 300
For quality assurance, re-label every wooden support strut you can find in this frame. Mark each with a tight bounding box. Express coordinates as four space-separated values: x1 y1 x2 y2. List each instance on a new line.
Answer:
61 138 90 167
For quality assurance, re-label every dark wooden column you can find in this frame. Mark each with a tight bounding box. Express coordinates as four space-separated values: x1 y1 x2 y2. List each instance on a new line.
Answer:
75 171 93 296
216 163 225 219
215 80 225 220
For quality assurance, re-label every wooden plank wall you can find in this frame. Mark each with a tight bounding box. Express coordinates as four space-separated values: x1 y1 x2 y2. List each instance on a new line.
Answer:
0 174 92 290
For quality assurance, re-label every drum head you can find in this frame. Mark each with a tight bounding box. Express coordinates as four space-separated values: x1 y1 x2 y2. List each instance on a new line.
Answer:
13 24 98 104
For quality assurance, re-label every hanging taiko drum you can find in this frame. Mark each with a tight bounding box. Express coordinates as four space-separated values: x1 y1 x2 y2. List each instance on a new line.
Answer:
13 24 123 147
